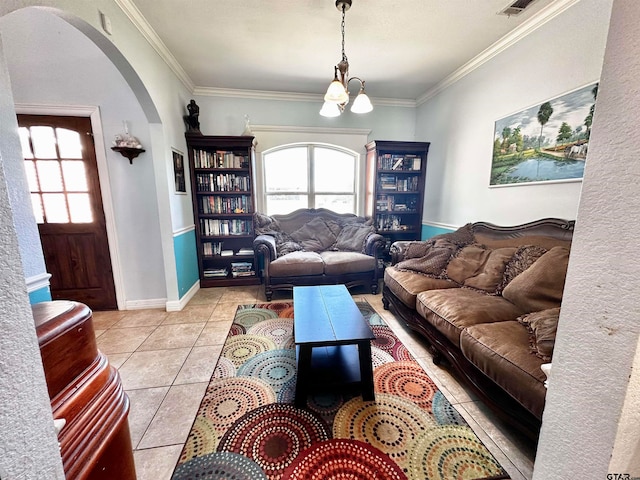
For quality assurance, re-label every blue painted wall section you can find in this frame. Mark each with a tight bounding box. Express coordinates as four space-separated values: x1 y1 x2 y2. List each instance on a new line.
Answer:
174 229 200 297
421 223 454 240
29 286 52 304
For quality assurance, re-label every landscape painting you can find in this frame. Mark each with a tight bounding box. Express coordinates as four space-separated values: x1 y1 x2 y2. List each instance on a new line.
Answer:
490 82 598 186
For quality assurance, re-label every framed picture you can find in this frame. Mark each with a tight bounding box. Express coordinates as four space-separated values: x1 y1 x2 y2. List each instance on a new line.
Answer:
172 148 187 194
490 82 599 186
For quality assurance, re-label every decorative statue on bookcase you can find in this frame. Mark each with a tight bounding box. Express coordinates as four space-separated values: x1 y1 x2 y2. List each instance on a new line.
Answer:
184 99 201 133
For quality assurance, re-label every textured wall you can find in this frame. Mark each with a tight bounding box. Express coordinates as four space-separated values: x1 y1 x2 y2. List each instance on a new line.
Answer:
0 37 65 479
533 0 640 477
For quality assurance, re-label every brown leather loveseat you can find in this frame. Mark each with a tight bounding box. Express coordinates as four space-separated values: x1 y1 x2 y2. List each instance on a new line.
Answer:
382 218 574 439
253 208 386 301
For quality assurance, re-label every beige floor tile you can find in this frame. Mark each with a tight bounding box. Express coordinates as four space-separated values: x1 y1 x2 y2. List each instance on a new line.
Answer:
137 382 208 449
188 287 225 305
137 323 206 351
118 348 191 390
162 305 215 325
127 387 169 449
195 319 234 346
94 329 105 338
107 352 132 369
92 310 126 330
174 345 223 385
219 285 261 304
96 326 157 355
209 302 241 322
114 309 168 328
459 401 536 479
133 445 182 480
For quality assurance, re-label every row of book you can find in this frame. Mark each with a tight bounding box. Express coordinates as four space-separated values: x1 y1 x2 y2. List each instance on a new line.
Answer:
202 242 253 257
200 219 252 237
196 173 251 192
231 261 255 278
377 153 422 171
379 174 420 192
376 214 411 232
375 195 417 213
200 196 252 214
203 268 228 278
194 149 249 169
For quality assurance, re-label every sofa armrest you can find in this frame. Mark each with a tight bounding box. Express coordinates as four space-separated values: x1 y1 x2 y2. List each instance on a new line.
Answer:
365 233 386 258
253 234 277 262
389 241 414 265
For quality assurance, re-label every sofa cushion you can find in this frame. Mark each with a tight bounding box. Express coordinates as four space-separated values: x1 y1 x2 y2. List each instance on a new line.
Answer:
269 251 324 276
416 288 525 347
432 223 476 246
445 245 516 293
290 217 337 252
460 321 547 419
517 307 560 361
334 223 375 253
502 246 570 312
320 251 375 275
384 268 457 309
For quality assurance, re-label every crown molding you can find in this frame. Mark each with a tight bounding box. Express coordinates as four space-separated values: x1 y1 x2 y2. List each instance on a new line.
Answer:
114 0 194 92
193 86 416 108
250 125 372 136
416 0 581 105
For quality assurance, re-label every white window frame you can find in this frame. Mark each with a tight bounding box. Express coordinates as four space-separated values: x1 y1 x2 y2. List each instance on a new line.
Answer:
260 142 359 215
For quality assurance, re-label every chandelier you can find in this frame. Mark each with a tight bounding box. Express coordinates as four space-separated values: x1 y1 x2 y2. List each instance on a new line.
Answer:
320 0 373 117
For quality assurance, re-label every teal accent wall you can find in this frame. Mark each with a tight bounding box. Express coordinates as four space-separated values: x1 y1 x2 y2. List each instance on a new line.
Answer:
421 223 454 240
29 286 51 304
174 229 200 297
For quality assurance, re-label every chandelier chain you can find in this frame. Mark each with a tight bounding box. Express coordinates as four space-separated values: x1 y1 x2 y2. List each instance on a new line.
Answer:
341 4 347 62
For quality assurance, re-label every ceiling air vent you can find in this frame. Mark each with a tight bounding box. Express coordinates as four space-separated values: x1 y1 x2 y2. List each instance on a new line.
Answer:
498 0 538 16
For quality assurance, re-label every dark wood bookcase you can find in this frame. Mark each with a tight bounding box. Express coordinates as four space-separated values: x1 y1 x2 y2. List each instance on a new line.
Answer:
365 140 430 251
185 134 259 287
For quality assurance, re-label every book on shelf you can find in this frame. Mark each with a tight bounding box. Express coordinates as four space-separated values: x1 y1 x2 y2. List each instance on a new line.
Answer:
203 267 228 278
236 247 254 256
220 250 234 256
230 261 255 277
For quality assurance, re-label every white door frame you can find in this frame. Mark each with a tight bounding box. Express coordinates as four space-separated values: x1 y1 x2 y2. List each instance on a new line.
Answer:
15 103 125 310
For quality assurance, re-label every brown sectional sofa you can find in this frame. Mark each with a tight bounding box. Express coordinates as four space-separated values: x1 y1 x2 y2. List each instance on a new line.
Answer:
382 218 574 439
253 208 386 301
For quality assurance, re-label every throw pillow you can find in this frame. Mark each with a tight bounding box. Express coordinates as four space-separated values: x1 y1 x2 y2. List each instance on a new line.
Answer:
502 246 570 312
404 240 435 259
334 223 375 253
290 217 338 252
517 307 560 361
446 244 516 293
253 212 281 236
395 238 458 277
496 244 548 294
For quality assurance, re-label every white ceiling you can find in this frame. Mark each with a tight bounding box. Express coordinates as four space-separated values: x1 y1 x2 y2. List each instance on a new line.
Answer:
126 0 566 102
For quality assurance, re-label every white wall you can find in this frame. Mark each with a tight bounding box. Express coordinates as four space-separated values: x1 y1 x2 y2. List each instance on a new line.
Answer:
534 0 640 476
415 0 612 227
0 36 65 479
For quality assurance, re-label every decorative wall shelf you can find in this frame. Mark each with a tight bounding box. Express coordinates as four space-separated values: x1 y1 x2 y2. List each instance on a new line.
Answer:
111 146 145 164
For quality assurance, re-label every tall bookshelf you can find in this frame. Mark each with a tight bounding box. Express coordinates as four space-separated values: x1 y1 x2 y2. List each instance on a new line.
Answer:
365 140 430 252
186 134 259 287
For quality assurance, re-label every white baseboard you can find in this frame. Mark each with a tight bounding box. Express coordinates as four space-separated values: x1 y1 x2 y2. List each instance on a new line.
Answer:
124 298 167 310
166 281 200 312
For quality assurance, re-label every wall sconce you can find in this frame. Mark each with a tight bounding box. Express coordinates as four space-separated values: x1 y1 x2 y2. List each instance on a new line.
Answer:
111 121 145 164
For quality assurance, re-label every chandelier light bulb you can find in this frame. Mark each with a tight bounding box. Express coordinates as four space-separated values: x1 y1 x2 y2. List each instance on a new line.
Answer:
320 101 341 117
350 86 373 114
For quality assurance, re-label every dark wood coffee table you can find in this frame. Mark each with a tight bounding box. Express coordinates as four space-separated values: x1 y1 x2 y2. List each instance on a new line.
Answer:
293 285 376 407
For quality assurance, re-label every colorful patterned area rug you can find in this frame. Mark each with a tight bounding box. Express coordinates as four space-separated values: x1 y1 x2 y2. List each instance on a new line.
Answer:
171 301 509 480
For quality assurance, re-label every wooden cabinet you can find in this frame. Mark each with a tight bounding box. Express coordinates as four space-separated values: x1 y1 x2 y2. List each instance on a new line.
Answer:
185 134 259 287
365 141 429 250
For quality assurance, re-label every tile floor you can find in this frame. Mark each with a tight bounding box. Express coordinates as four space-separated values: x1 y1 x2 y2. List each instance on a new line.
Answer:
93 285 537 480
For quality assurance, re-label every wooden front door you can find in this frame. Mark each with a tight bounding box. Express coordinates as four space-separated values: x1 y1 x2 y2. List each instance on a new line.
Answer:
18 114 117 311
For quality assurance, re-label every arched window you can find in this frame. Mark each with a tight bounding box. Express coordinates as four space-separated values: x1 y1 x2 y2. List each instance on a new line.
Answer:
262 144 357 215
